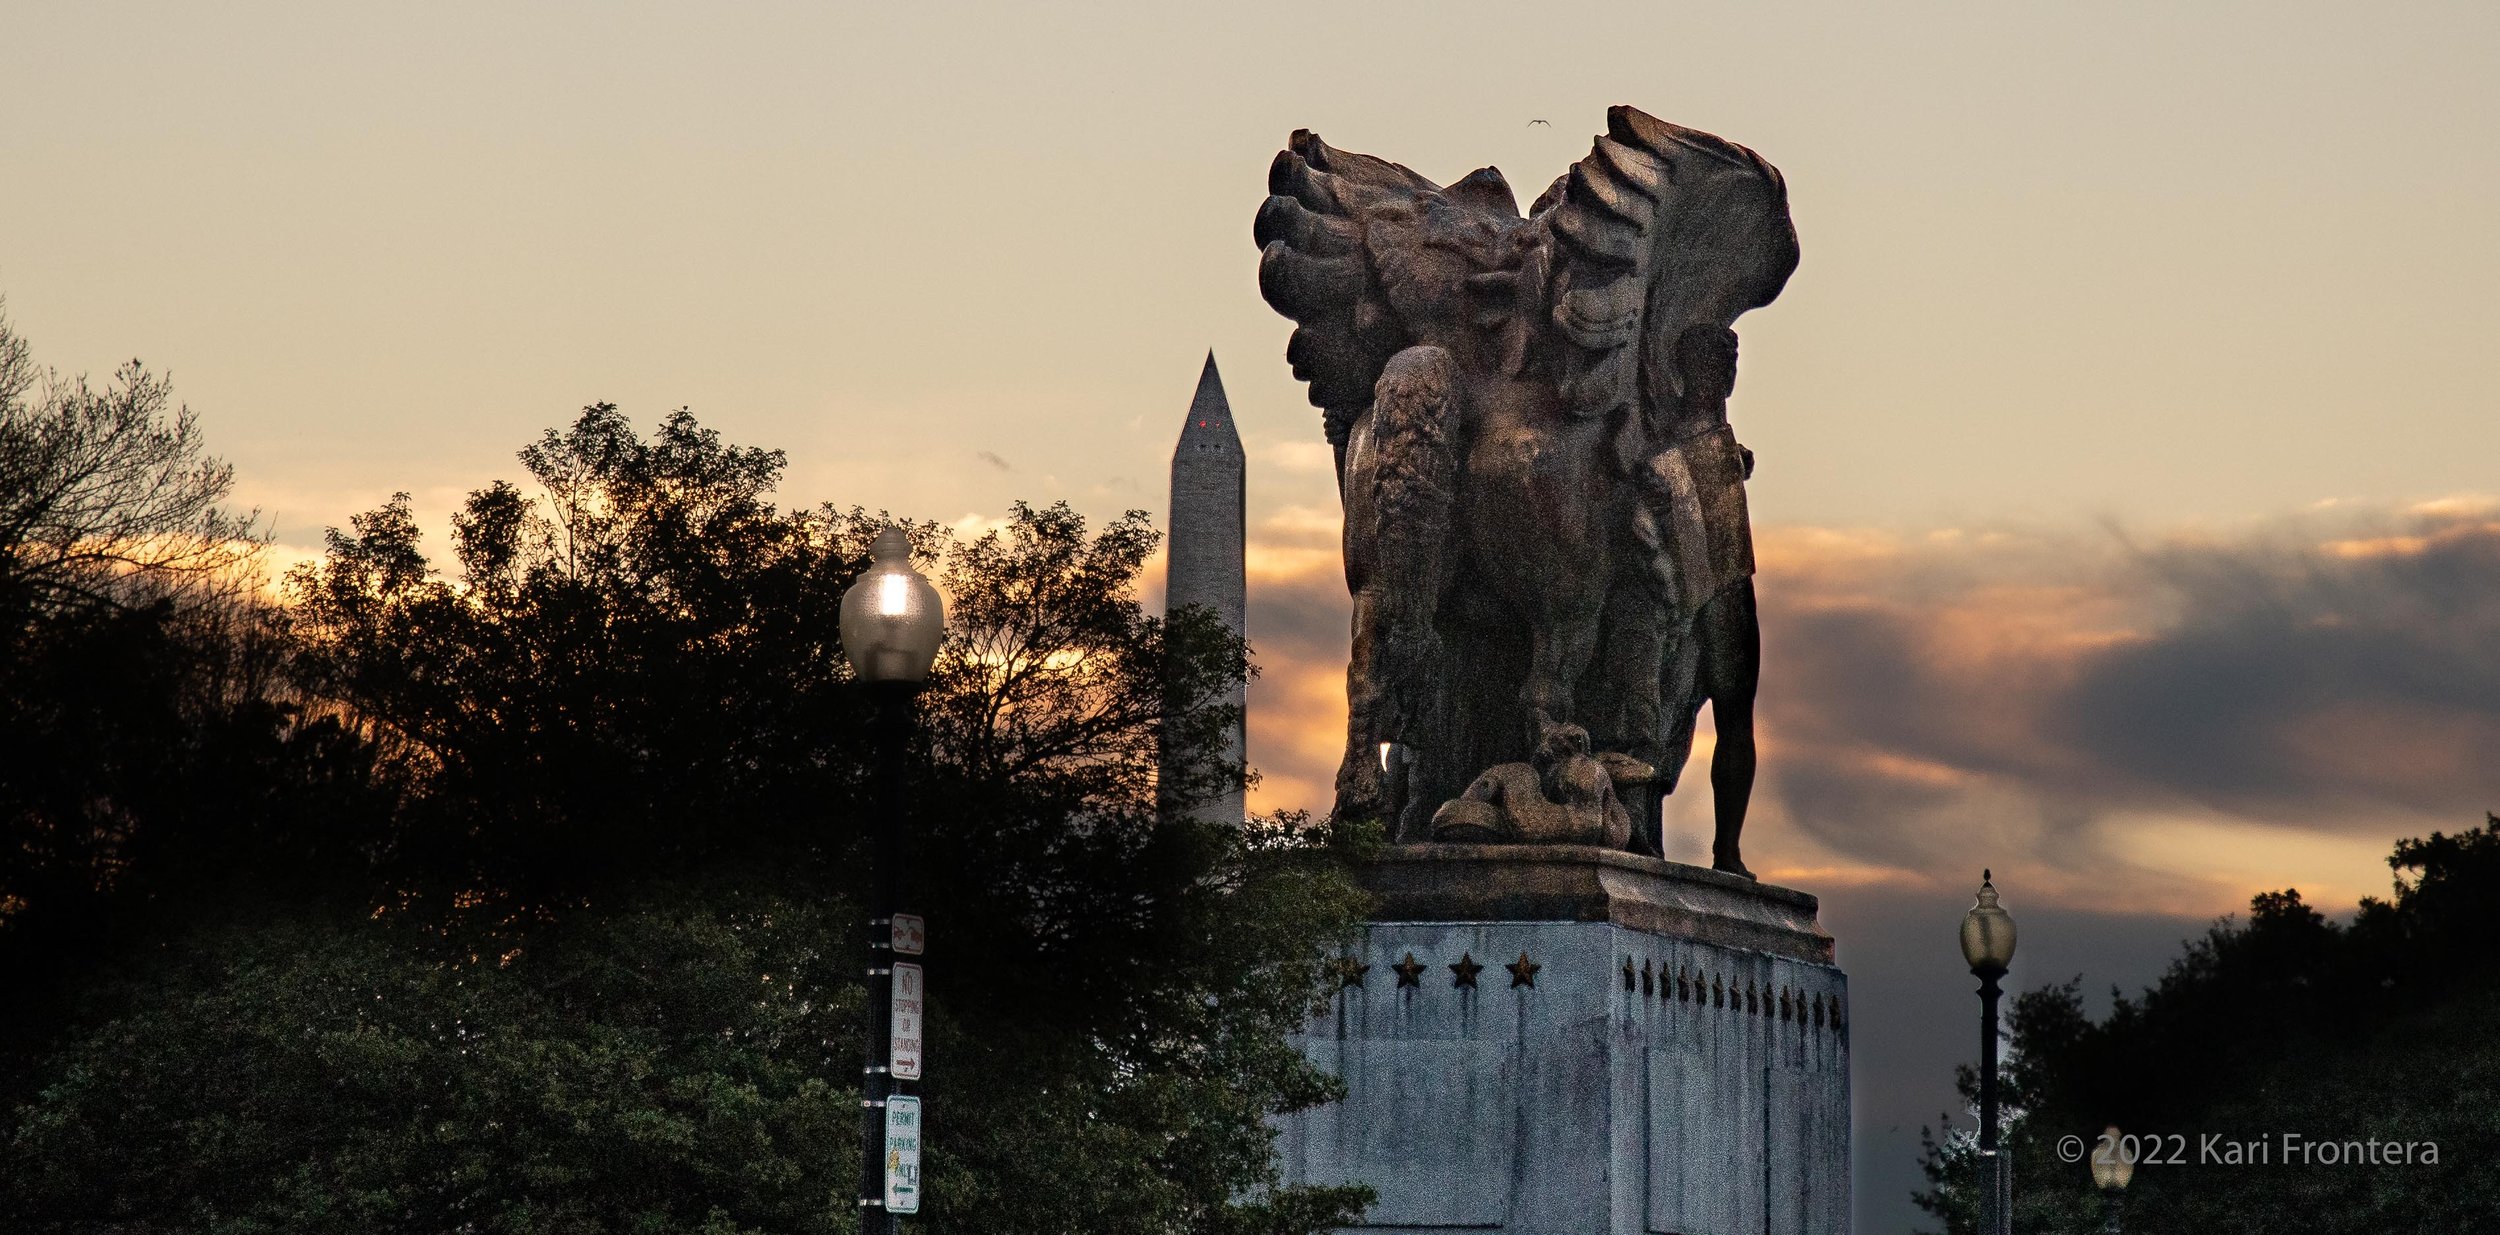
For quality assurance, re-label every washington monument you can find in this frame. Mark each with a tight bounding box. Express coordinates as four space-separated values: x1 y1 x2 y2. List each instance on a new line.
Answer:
1166 352 1247 822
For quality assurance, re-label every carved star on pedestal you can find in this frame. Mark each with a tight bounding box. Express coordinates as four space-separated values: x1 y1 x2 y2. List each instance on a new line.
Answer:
1506 953 1540 989
1392 952 1426 988
1332 956 1369 989
1449 953 1483 989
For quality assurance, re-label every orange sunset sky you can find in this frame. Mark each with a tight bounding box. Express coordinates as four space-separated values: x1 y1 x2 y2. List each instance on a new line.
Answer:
8 4 2497 1227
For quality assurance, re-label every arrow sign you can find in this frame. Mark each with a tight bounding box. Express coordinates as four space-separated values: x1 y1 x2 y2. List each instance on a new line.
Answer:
891 961 924 1080
884 1094 922 1214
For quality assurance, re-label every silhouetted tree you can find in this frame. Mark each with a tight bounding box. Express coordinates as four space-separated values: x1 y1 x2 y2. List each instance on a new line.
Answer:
1916 815 2500 1233
0 303 260 619
0 309 386 1102
6 403 1371 1234
283 405 856 895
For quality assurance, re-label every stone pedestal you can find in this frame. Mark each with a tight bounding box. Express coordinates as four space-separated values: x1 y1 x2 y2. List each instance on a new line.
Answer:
1277 845 1850 1235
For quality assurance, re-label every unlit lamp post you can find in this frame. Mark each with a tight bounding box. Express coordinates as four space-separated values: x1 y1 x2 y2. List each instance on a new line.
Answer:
2092 1124 2135 1234
1961 870 2018 1235
839 528 945 1232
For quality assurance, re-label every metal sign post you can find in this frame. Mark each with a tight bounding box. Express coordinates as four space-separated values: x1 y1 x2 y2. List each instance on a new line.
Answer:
862 918 927 1229
843 551 942 1233
859 692 929 1232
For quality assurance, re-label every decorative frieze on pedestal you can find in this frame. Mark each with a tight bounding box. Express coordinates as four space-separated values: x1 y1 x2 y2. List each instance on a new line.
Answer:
1277 845 1850 1235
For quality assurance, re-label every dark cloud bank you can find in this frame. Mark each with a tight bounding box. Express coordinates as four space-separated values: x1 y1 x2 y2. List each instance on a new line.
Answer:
1764 504 2500 877
1240 500 2500 1232
1250 502 2500 871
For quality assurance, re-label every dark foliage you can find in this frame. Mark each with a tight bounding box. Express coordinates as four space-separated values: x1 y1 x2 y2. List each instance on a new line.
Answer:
283 404 864 896
0 305 259 619
4 394 1372 1233
5 886 859 1235
1916 815 2500 1233
0 309 389 1099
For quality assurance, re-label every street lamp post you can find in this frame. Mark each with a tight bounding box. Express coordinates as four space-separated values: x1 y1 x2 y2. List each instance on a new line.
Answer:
839 528 945 1235
2091 1124 2135 1235
1960 870 2018 1235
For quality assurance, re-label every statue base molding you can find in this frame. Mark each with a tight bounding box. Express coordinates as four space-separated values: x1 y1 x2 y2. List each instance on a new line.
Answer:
1277 845 1850 1235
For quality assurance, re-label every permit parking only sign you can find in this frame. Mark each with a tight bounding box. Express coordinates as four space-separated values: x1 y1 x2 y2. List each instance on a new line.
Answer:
884 1094 922 1214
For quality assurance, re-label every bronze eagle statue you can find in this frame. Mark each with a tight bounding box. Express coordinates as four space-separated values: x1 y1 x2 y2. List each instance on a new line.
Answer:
1255 106 1798 876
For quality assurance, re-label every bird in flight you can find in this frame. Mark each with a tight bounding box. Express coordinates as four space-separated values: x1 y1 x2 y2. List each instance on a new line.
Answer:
1527 119 1550 127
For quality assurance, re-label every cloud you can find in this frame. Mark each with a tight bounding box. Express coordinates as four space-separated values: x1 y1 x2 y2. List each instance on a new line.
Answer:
1239 498 2500 915
257 541 330 598
1244 554 1352 819
1220 496 2495 1235
948 511 1017 541
1760 505 2500 898
1251 440 1338 477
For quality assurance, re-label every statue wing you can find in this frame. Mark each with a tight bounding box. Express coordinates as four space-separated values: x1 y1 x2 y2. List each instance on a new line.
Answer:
1536 107 1801 419
1256 131 1520 453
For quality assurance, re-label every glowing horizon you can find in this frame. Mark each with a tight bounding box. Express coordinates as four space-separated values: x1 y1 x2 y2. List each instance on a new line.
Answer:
12 8 2498 1225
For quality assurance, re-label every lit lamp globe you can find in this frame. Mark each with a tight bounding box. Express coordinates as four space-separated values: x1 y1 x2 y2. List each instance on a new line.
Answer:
1960 869 2018 977
2092 1126 2136 1192
839 528 945 685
